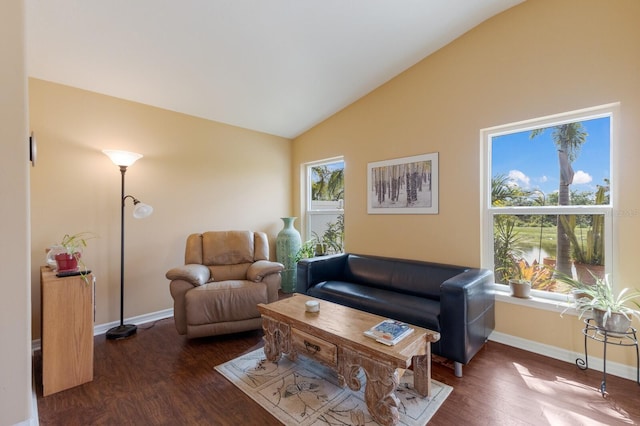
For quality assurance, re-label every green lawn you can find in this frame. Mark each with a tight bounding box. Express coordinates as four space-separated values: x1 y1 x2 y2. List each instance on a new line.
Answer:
513 225 557 255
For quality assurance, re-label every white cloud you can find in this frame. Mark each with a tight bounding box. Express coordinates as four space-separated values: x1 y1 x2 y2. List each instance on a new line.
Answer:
508 169 530 187
572 170 592 185
539 175 548 183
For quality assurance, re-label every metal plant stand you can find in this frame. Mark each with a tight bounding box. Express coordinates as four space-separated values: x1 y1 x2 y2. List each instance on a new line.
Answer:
577 318 639 396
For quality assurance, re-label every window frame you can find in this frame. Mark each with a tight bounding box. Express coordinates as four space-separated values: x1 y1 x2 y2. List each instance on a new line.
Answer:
480 104 617 302
303 156 344 242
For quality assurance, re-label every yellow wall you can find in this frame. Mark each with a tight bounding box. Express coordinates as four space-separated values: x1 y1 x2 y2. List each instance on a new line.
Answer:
293 0 640 368
0 1 33 424
25 0 640 374
29 78 291 338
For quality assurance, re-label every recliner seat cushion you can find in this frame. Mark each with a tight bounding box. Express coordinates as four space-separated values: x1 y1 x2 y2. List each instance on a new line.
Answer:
185 280 267 325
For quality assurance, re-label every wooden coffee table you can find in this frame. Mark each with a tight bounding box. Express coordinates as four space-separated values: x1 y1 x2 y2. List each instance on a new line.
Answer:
257 293 440 426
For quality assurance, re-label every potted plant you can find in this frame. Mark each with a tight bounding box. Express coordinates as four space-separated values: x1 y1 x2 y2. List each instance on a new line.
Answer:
50 232 96 272
295 214 345 261
509 277 532 299
293 239 316 264
505 259 532 298
558 273 640 334
502 258 554 299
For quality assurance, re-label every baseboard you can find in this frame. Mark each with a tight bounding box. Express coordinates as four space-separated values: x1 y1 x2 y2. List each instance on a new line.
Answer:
489 331 638 382
93 308 174 336
31 308 174 352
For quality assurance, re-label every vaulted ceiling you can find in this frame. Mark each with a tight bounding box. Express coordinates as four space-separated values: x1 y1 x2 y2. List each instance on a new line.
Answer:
26 0 523 138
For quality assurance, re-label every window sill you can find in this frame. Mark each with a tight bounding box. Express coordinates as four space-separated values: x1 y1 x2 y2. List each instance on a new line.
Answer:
494 288 576 316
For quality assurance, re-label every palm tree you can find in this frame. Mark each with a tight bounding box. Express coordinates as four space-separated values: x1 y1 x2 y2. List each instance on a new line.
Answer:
311 165 331 200
326 168 344 201
491 174 530 206
312 165 344 201
530 123 588 275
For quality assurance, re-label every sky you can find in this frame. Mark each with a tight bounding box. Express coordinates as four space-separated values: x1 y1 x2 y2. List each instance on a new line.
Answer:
491 116 610 197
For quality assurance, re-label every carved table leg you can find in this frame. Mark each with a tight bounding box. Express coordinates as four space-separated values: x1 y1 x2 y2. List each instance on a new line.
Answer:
261 316 291 362
412 354 431 397
339 348 400 426
414 336 435 396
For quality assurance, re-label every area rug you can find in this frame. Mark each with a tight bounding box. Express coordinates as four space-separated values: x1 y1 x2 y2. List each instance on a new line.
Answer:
215 348 452 425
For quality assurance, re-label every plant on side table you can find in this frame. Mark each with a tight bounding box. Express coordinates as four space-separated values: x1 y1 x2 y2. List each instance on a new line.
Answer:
558 273 640 334
48 232 97 273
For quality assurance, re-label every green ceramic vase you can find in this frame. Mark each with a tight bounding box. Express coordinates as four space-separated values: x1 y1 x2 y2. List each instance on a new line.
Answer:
276 217 302 293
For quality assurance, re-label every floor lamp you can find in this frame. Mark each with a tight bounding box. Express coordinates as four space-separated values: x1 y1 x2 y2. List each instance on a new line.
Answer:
103 150 154 340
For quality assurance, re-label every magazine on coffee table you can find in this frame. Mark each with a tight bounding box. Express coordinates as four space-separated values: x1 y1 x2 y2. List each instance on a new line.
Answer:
364 319 414 346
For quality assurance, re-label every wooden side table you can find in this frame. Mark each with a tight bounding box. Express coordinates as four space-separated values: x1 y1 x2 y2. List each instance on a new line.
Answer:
40 266 94 396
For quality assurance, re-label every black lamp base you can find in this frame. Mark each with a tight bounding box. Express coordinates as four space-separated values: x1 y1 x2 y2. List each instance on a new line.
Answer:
106 324 137 340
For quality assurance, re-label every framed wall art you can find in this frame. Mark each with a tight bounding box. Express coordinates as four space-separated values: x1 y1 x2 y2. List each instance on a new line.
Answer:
367 152 438 214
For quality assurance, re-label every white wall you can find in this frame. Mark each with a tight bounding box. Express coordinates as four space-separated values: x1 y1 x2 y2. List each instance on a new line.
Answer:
0 1 33 424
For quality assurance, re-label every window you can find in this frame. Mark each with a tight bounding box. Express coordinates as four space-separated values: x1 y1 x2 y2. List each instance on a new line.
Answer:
481 104 616 300
304 158 344 254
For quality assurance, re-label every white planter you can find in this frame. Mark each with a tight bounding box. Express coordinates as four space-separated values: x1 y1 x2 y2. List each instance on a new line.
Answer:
593 308 631 334
509 279 531 299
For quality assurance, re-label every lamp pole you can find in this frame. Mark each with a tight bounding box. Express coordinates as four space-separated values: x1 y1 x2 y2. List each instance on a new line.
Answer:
106 165 137 340
103 149 152 340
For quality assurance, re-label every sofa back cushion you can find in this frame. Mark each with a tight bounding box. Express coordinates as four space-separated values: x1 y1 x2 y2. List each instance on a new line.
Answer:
344 254 466 299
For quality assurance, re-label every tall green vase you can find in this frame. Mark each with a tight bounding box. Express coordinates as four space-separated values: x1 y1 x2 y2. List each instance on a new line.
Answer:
276 217 302 293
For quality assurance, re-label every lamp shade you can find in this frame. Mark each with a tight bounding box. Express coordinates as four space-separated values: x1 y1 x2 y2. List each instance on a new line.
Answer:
103 150 143 167
132 202 153 219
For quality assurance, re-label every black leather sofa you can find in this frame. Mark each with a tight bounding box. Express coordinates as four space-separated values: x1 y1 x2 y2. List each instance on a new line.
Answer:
296 253 495 377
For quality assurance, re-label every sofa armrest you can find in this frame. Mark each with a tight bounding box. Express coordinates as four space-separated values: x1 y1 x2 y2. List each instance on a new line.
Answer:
247 260 284 282
296 253 348 293
439 268 495 364
165 264 211 286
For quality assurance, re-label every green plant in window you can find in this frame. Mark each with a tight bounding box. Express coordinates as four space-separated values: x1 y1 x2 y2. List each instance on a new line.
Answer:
494 216 523 284
320 213 344 254
294 214 345 262
513 258 555 291
293 239 316 263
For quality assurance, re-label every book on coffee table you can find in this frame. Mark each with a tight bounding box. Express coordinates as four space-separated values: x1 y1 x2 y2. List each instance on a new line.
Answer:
364 319 414 346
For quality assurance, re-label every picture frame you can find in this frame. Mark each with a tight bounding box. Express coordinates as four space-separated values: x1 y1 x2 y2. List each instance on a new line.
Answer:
367 152 438 214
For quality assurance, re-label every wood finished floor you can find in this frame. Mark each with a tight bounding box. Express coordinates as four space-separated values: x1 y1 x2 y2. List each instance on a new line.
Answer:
35 317 640 425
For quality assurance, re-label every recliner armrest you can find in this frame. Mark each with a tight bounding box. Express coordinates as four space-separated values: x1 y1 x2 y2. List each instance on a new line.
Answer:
166 264 211 286
247 260 284 282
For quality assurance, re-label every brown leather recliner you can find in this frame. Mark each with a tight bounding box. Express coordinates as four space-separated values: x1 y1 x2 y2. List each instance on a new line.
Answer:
166 231 284 338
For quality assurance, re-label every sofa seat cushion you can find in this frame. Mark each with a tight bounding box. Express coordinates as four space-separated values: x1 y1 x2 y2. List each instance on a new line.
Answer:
185 280 267 325
307 280 441 333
